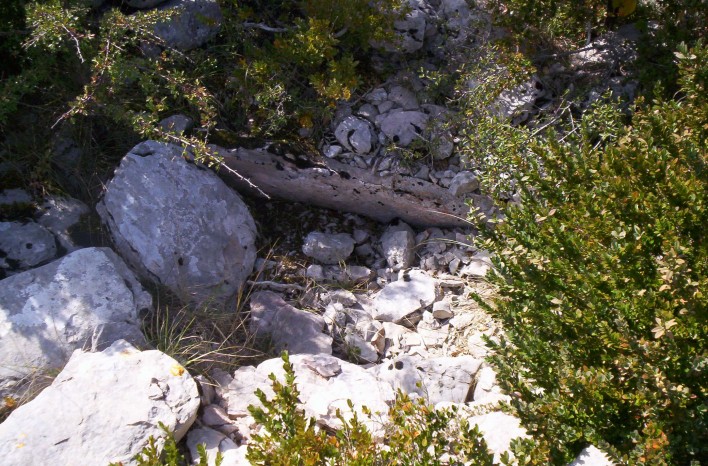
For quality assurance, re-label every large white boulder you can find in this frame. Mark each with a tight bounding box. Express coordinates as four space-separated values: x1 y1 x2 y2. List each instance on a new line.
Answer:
0 340 200 466
97 141 257 305
0 247 150 398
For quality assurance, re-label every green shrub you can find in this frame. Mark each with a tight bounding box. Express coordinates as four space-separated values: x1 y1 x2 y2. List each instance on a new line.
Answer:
247 352 497 465
108 422 222 466
473 42 707 464
1 0 402 192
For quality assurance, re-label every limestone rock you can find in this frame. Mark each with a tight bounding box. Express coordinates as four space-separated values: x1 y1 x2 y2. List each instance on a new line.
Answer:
459 250 493 278
344 331 379 363
388 85 419 110
466 411 529 463
159 114 194 135
0 340 199 466
0 222 57 273
372 269 438 326
492 77 545 126
36 196 90 253
306 264 374 285
219 354 395 436
152 0 223 51
472 365 502 402
373 0 428 53
0 189 32 206
249 291 332 355
380 221 416 270
371 355 481 404
0 247 150 398
377 110 429 146
302 231 355 265
569 445 615 466
448 171 480 197
186 426 247 466
334 116 377 155
97 141 256 305
432 300 453 319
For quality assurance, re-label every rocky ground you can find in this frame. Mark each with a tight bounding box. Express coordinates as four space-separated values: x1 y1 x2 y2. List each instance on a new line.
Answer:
0 0 640 464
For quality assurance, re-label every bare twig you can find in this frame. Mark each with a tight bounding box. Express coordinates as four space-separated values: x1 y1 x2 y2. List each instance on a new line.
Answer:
61 24 86 63
246 280 305 292
242 22 289 33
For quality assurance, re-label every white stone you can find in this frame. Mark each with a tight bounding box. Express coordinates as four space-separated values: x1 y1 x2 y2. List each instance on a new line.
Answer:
302 231 355 264
219 354 395 436
97 141 256 305
159 114 193 134
388 85 419 110
0 222 57 272
186 426 247 466
378 111 429 146
448 171 480 197
372 355 482 404
432 301 452 320
380 221 416 270
569 445 615 466
334 116 377 154
466 411 529 463
37 196 90 252
0 248 150 398
372 269 438 326
0 340 199 466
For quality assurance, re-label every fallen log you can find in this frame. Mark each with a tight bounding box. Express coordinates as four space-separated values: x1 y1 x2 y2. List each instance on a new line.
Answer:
214 146 495 228
214 148 494 227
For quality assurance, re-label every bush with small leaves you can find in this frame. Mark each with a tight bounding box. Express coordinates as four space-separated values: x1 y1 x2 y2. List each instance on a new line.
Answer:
247 352 498 465
472 42 707 464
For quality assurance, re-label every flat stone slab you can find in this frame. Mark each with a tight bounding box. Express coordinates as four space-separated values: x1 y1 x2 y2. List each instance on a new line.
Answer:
372 269 439 326
0 247 151 398
0 340 200 466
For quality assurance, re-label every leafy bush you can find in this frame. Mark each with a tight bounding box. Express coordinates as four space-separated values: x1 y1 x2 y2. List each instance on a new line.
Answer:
247 352 497 465
473 42 707 464
1 0 402 193
108 422 222 466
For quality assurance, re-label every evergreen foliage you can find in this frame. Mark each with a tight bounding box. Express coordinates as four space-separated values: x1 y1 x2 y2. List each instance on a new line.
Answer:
246 352 497 465
474 42 707 464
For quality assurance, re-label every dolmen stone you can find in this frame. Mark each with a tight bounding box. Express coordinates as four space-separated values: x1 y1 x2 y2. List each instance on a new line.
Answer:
249 291 332 355
0 247 151 398
0 340 200 466
97 141 256 305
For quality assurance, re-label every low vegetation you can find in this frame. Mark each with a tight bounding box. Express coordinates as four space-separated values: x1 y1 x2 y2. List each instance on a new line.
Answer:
1 0 705 464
